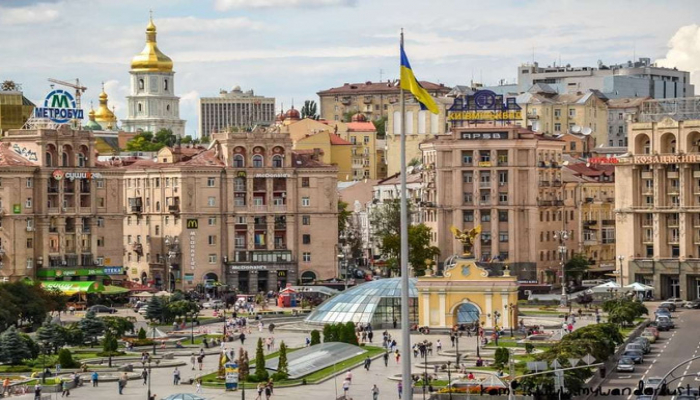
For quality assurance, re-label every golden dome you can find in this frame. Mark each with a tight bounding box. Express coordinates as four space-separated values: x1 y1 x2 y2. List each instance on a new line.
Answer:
130 17 173 73
94 85 117 128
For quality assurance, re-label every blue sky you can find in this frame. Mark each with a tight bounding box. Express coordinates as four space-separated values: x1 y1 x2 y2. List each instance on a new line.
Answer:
2 0 700 137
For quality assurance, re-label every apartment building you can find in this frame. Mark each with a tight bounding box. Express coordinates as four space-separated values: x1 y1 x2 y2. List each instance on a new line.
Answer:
419 126 567 283
606 97 648 148
199 87 276 137
122 129 339 293
317 80 450 121
616 115 700 300
0 124 125 283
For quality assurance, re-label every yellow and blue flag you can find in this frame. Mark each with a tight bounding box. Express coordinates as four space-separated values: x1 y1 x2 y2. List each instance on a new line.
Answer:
400 44 439 114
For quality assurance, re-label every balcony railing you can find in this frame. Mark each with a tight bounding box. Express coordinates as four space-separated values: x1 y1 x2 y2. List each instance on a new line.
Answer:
253 204 267 212
538 181 550 187
168 205 180 214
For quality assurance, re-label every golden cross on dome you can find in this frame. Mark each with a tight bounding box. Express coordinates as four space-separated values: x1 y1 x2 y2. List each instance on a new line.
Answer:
149 9 153 21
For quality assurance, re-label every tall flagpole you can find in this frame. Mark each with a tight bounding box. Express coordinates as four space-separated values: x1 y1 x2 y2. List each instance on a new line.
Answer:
399 28 412 400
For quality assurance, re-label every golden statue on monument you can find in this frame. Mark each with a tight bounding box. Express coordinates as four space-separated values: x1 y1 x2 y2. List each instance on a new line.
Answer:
450 225 482 258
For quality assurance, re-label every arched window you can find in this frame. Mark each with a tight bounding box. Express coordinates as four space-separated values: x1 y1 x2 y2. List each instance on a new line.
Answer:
77 153 86 167
138 79 144 90
62 152 69 166
45 152 53 167
138 103 143 112
155 201 161 212
164 79 168 91
252 155 264 168
233 154 245 168
456 303 480 324
272 155 283 168
166 104 170 112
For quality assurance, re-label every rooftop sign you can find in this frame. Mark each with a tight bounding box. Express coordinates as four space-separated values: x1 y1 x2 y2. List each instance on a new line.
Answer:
34 89 84 124
448 90 522 123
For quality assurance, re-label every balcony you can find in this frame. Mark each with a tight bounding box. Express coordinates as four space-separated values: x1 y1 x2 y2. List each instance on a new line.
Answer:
363 96 372 104
274 243 287 250
538 181 550 187
583 220 597 226
234 185 246 192
552 180 562 187
642 172 653 179
667 171 679 179
538 200 553 206
526 112 539 120
274 223 287 230
643 236 654 244
253 204 268 212
479 182 491 189
583 239 598 246
602 219 615 225
48 207 60 214
168 205 180 214
272 204 287 212
254 224 267 230
554 200 564 206
130 205 142 213
341 97 351 105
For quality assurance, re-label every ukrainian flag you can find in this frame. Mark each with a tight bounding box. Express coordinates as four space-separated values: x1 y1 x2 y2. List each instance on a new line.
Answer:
400 44 439 114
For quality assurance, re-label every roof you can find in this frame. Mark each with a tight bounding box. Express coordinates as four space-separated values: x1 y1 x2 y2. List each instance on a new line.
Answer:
377 172 422 186
179 148 226 166
0 143 38 167
346 121 376 132
318 80 449 95
292 151 332 168
517 90 605 106
564 163 615 179
338 179 378 206
607 97 650 109
328 133 352 145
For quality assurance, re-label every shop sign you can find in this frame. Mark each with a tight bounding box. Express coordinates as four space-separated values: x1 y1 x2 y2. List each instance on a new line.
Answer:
588 157 619 164
460 132 508 140
12 204 21 214
254 173 290 178
37 267 123 277
184 273 194 282
277 270 287 278
448 90 522 122
236 171 247 178
189 231 196 270
230 265 268 271
104 267 123 275
53 170 103 181
34 89 84 124
632 154 700 164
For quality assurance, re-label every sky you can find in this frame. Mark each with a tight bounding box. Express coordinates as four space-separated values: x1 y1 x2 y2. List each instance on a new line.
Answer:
2 0 700 138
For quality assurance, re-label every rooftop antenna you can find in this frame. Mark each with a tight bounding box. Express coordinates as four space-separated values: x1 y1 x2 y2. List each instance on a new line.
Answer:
379 69 384 82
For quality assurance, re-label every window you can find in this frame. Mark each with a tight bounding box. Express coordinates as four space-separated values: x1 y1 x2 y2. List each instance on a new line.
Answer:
554 109 561 117
26 238 33 248
498 210 508 221
463 211 474 222
97 197 105 207
364 136 370 144
272 155 283 168
554 123 561 132
138 79 144 90
303 234 311 244
252 155 264 168
97 217 104 227
165 216 170 225
618 126 624 134
481 213 491 222
233 154 245 168
127 235 133 244
302 197 310 207
568 108 576 117
463 172 473 183
480 151 491 162
97 237 104 247
498 193 508 204
208 254 217 264
25 198 32 208
96 179 105 188
208 197 215 206
498 171 508 185
208 235 217 245
208 217 216 226
207 177 215 187
155 225 160 235
26 178 32 188
302 215 311 225
499 232 509 242
463 193 473 204
302 178 310 187
462 151 473 165
164 79 168 91
303 252 311 262
570 142 577 151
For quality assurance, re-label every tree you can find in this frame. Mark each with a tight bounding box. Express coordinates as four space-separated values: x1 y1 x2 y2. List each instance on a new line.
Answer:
0 326 31 365
494 347 509 368
310 330 321 346
374 116 387 139
101 316 135 337
343 111 359 122
564 254 590 285
238 348 250 383
181 135 193 144
124 129 176 152
167 300 199 322
277 342 289 379
603 297 647 326
63 323 84 346
138 327 147 340
78 311 105 347
145 296 164 323
338 201 352 234
57 348 78 369
36 317 66 354
407 224 440 277
254 338 268 381
154 129 176 148
200 136 210 144
102 330 119 365
343 322 358 346
301 100 318 119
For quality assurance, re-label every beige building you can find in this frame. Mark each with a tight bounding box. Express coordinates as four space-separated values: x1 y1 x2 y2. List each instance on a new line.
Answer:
517 85 609 148
420 126 568 283
317 80 450 121
0 124 125 283
616 116 700 300
121 129 339 292
385 98 451 176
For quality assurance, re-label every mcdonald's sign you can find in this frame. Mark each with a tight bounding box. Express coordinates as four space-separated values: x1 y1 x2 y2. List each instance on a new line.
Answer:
186 219 199 229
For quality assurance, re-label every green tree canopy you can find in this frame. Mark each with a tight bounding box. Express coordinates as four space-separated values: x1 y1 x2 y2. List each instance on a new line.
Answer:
254 337 268 381
338 200 352 234
101 316 136 337
125 129 176 151
145 296 165 323
0 326 31 365
36 316 66 354
78 311 105 347
277 342 289 379
301 100 318 119
374 116 387 139
564 253 591 284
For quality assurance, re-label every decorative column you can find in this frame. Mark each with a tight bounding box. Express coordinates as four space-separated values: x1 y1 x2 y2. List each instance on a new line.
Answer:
500 292 509 329
438 290 446 327
422 290 431 326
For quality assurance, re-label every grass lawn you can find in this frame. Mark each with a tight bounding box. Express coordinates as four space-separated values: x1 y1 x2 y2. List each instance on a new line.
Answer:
201 345 385 389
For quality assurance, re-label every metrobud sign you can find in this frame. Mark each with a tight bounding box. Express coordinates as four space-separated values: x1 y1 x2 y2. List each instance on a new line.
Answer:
34 89 84 124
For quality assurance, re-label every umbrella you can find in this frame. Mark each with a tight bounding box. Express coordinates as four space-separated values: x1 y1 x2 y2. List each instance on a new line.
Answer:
154 291 172 297
623 282 654 292
132 291 154 298
102 285 130 295
587 281 621 294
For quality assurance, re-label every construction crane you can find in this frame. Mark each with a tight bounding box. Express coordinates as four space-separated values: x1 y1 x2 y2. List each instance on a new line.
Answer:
47 78 87 109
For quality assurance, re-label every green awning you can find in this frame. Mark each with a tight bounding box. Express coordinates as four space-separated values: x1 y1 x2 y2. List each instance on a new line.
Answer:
102 285 130 295
41 281 104 295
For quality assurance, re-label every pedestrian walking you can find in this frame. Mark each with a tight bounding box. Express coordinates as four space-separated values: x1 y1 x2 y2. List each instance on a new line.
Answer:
240 332 246 345
142 368 148 385
198 355 204 371
371 384 380 400
264 383 272 400
195 378 202 393
173 367 181 385
256 383 264 400
342 379 350 399
2 377 9 396
345 370 352 384
395 349 401 364
450 334 455 347
364 356 372 371
91 371 99 387
436 339 442 352
61 380 70 397
117 375 126 395
393 317 397 329
398 381 403 399
34 383 42 400
190 353 196 370
383 351 389 367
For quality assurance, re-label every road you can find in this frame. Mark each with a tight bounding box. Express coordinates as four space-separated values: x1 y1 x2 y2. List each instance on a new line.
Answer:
601 307 700 399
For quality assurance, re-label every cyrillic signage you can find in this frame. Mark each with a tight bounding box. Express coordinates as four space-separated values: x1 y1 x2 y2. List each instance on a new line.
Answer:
460 132 508 140
448 90 522 122
632 154 700 164
37 267 123 277
53 170 103 181
34 89 84 124
230 265 268 271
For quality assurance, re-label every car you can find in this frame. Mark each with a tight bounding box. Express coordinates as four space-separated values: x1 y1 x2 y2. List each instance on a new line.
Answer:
616 357 636 372
202 300 225 309
644 377 665 392
89 305 117 314
685 300 700 309
622 350 644 364
644 327 660 339
655 308 672 318
641 332 657 343
666 297 686 305
632 338 651 353
654 318 673 331
626 343 647 355
658 302 676 312
138 305 149 315
656 315 675 328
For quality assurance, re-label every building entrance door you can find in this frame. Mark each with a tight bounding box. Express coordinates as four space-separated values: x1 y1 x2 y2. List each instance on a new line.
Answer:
671 278 680 298
696 279 700 300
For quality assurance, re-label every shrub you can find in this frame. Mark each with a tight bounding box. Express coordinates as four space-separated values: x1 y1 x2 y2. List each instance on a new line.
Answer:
494 347 509 368
57 348 79 369
310 330 320 346
525 343 534 354
137 327 147 340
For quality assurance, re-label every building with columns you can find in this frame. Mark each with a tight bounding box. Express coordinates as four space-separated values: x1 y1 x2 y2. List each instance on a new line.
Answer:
122 17 186 137
616 113 700 300
417 257 518 329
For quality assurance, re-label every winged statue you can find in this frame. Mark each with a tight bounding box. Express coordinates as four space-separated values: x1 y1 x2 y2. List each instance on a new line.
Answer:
450 225 482 258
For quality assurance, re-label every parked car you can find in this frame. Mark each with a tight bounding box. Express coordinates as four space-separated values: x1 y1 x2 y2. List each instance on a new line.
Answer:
622 350 644 364
685 299 700 309
655 308 672 318
644 327 660 339
644 377 665 392
138 305 149 315
658 302 676 312
666 297 686 306
626 343 647 355
641 332 657 343
89 305 117 314
616 357 636 372
656 315 675 328
654 318 673 331
632 338 650 353
202 300 225 309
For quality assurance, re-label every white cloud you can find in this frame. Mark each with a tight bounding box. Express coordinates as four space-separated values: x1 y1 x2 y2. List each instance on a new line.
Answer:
214 0 356 10
179 90 200 136
656 24 700 87
0 3 59 25
156 16 265 33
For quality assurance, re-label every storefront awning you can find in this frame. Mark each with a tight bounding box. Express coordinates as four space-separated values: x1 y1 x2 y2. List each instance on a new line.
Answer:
102 285 130 295
41 281 104 295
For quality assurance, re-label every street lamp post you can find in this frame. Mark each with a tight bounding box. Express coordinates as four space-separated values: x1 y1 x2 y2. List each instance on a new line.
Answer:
152 324 157 356
455 334 460 365
190 311 195 345
504 304 515 338
554 230 570 308
617 255 625 287
447 361 453 400
423 348 428 400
